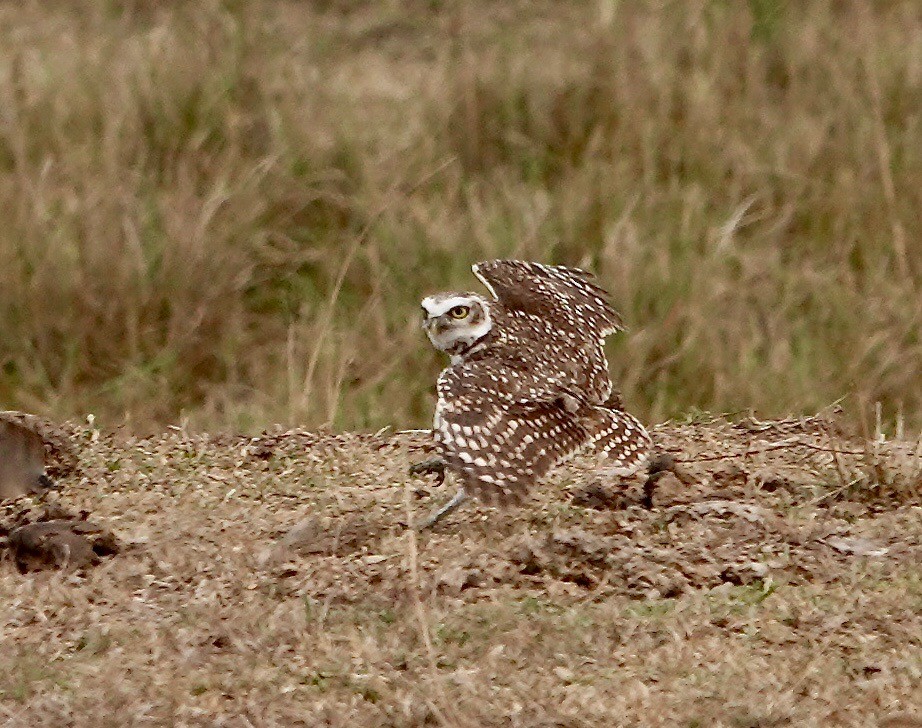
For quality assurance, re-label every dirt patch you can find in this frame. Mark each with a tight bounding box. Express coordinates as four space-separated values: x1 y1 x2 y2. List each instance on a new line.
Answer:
0 416 919 725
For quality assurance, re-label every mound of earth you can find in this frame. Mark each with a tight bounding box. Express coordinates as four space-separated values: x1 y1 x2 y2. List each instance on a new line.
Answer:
0 415 919 726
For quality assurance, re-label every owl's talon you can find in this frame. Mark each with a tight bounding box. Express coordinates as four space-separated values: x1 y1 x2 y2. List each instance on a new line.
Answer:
409 457 447 487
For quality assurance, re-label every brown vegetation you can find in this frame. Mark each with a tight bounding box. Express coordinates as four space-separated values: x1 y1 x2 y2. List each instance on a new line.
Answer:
1 415 920 725
0 1 919 433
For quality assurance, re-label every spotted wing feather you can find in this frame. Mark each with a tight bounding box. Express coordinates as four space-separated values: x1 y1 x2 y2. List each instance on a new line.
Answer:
582 407 652 475
472 260 623 337
472 260 622 404
434 364 591 505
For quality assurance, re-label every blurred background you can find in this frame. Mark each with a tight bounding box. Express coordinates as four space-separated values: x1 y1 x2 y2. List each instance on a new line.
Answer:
0 0 919 434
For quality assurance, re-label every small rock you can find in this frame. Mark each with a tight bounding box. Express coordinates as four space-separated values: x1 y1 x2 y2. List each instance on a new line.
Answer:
437 566 482 593
551 528 610 561
260 514 380 567
278 517 325 553
824 536 889 557
644 472 683 506
721 561 769 585
569 481 629 510
641 454 696 507
553 667 575 682
711 463 747 485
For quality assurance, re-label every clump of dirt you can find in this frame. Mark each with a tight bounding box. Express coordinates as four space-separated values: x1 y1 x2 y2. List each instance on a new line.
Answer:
0 503 121 572
262 513 384 564
568 480 638 510
7 520 120 572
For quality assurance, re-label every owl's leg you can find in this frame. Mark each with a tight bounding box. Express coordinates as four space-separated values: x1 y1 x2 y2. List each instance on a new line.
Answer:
409 457 467 527
416 488 468 530
408 457 447 487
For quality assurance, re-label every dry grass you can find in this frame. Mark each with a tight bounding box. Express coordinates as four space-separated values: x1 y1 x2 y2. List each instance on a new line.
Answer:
0 0 919 433
1 416 920 725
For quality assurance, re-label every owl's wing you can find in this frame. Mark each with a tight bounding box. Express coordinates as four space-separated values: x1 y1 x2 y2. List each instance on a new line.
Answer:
433 364 592 505
473 260 619 404
472 260 623 337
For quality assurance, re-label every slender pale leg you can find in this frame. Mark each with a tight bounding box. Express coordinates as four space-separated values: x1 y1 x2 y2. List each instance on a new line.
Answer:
416 488 467 530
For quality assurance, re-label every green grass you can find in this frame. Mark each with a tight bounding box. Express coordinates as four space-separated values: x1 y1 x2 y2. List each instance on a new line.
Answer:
0 0 919 433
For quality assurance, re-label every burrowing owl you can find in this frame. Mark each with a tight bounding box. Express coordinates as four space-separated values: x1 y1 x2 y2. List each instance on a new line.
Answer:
412 260 651 526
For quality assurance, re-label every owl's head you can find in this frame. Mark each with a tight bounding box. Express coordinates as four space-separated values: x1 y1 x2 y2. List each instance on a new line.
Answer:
421 292 493 359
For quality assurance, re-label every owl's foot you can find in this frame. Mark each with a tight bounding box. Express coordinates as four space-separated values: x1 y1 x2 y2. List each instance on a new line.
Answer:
408 457 447 487
416 488 468 530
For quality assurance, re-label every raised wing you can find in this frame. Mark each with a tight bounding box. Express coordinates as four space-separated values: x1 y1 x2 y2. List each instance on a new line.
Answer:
472 260 623 337
473 260 620 404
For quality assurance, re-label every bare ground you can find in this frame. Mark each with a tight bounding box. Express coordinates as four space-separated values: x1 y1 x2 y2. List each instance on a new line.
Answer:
1 416 920 727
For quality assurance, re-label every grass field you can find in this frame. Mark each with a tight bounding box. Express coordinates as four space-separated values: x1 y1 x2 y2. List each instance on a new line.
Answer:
0 0 920 434
1 416 920 725
2 5 920 724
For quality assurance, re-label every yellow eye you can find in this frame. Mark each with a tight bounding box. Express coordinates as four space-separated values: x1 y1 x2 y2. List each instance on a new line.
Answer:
448 305 470 319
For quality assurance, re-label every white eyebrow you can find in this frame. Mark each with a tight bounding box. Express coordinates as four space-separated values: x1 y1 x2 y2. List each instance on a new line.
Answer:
422 296 474 317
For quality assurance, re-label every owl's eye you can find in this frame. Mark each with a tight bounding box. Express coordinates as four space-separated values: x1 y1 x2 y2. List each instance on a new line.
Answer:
448 305 470 319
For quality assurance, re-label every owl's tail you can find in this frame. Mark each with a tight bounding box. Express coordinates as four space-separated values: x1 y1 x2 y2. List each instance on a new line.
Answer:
582 406 652 476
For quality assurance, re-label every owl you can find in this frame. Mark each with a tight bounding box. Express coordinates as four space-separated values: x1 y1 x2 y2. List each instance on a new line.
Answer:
412 260 651 526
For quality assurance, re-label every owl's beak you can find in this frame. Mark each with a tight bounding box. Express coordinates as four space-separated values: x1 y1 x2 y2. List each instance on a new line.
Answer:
422 314 447 340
